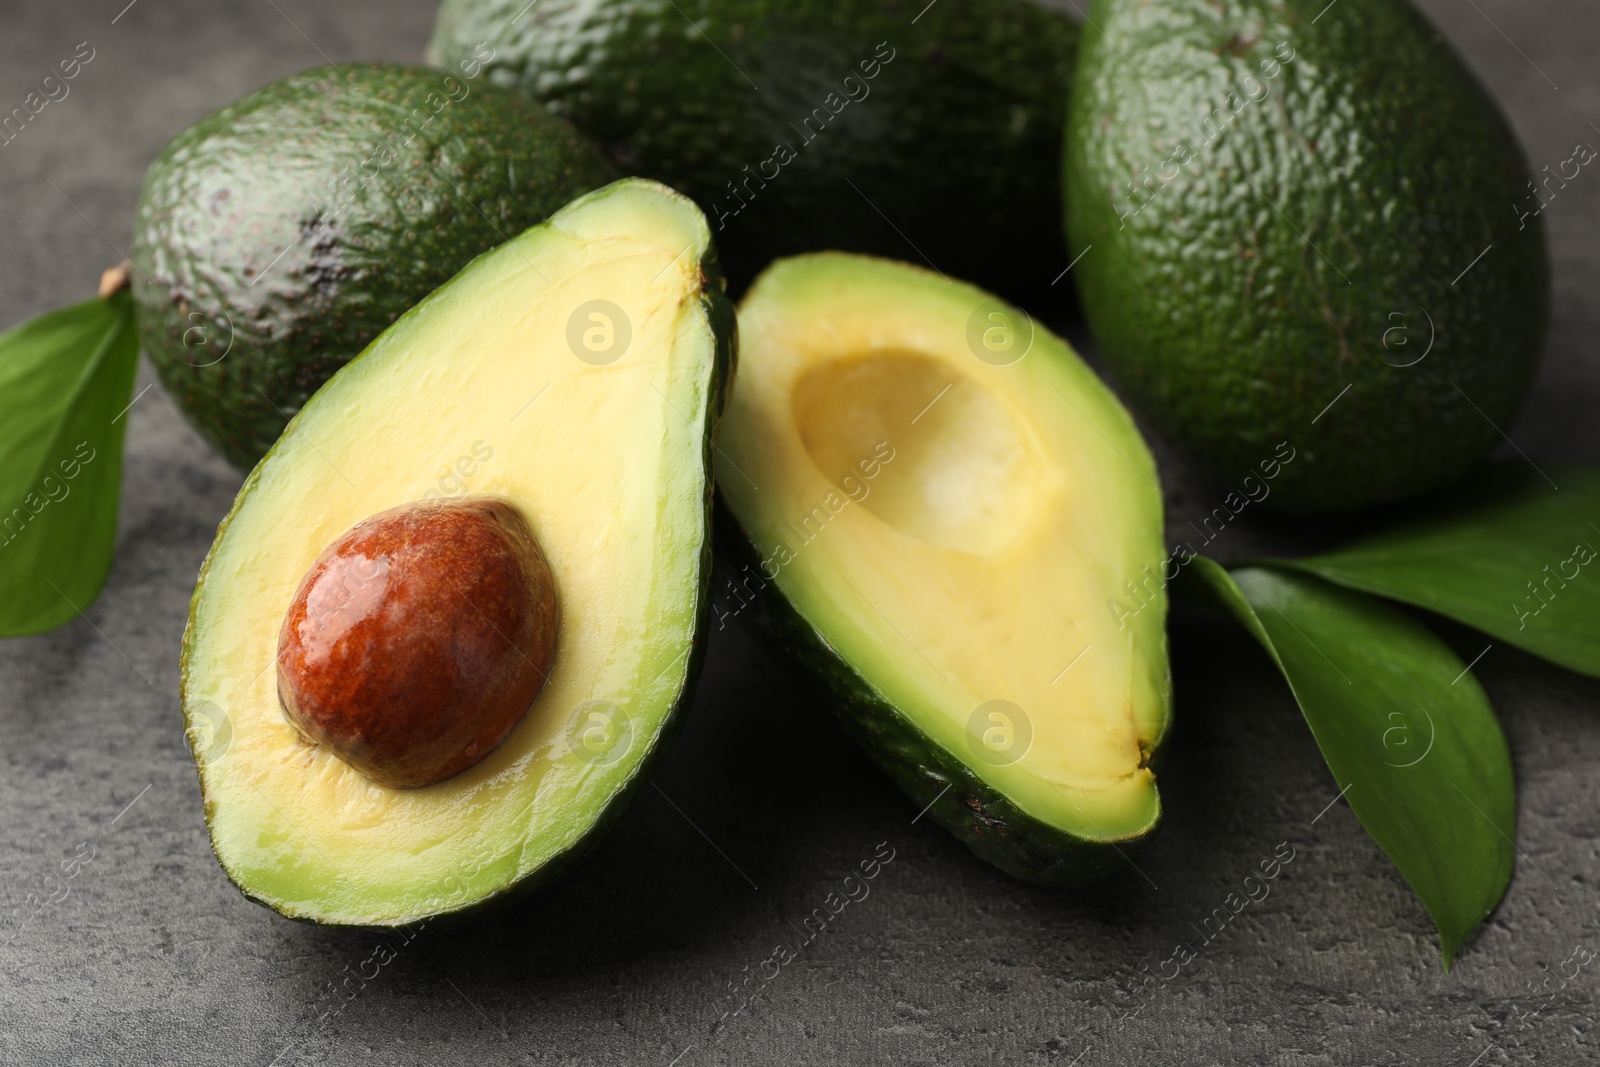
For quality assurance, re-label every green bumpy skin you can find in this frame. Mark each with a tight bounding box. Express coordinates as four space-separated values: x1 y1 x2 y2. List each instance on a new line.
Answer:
1064 0 1549 514
133 62 615 469
426 0 1078 293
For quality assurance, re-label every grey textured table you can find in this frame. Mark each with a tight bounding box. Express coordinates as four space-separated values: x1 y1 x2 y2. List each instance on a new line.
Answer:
3 1 1598 1064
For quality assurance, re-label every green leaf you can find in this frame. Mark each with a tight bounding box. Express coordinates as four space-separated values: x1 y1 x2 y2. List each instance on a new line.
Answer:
1269 461 1600 678
0 290 141 636
1177 558 1516 968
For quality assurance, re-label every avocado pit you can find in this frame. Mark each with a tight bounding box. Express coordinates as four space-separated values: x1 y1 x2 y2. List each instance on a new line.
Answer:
275 496 558 789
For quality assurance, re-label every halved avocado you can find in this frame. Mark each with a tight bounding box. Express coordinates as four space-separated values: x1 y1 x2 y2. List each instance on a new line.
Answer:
180 179 734 925
715 254 1170 885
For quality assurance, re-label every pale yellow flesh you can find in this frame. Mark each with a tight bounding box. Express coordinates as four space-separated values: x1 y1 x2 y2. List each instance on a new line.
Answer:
716 254 1169 839
183 182 718 923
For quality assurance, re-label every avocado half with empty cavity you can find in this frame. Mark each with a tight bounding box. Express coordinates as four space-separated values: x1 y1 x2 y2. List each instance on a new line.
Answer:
180 179 733 925
715 254 1170 885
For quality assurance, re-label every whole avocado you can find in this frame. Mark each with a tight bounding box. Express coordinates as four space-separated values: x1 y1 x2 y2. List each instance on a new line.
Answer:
425 0 1079 293
1063 0 1549 513
133 62 615 469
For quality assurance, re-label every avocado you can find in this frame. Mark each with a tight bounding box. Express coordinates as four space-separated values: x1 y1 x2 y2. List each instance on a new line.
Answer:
180 179 734 925
133 62 615 470
1063 0 1549 514
715 253 1170 886
425 0 1078 294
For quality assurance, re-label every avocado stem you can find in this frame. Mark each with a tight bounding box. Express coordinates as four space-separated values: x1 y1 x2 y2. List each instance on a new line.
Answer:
98 261 131 299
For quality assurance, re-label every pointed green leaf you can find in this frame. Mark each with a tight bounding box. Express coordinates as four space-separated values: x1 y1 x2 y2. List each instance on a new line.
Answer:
0 290 141 636
1270 461 1600 677
1178 558 1515 967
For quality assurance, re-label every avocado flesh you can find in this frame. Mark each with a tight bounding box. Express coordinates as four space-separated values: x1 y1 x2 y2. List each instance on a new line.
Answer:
716 254 1169 880
1063 0 1548 513
133 63 615 469
182 179 732 925
425 0 1078 295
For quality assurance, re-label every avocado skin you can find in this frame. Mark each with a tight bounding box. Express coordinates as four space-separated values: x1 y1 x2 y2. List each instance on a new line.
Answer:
133 63 615 470
1064 0 1549 514
713 502 1155 888
426 0 1078 294
183 215 738 926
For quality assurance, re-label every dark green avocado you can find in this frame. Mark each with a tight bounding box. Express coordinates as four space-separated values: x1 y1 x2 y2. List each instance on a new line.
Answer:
132 62 615 469
425 0 1079 294
1064 0 1549 513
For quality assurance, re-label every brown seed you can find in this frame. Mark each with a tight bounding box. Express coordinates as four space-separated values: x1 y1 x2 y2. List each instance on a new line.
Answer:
276 496 558 789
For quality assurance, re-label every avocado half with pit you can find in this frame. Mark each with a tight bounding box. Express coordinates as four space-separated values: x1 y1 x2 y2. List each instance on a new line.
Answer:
716 254 1170 885
180 179 733 925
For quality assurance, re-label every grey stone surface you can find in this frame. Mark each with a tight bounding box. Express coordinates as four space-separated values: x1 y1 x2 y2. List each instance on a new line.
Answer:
1 0 1598 1063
